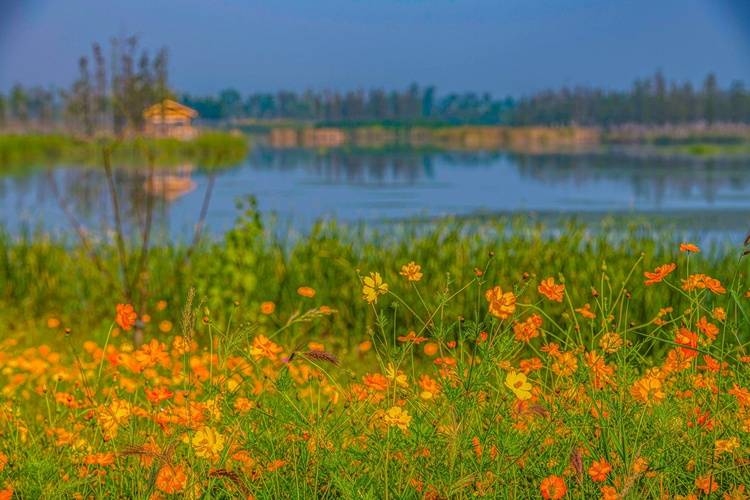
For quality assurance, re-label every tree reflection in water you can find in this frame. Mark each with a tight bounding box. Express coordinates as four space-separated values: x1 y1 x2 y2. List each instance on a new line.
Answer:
2 147 750 240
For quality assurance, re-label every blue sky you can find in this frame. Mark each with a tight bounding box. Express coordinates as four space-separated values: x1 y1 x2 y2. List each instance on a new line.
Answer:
1 0 749 96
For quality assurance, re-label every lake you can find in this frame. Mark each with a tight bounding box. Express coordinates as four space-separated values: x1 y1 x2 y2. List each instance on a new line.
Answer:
2 142 750 243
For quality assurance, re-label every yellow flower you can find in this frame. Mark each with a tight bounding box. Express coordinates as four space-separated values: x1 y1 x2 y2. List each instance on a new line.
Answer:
399 262 423 282
485 286 516 319
505 371 533 400
383 406 412 432
191 426 225 461
385 363 409 388
97 399 131 439
630 376 665 406
362 272 388 304
714 437 740 457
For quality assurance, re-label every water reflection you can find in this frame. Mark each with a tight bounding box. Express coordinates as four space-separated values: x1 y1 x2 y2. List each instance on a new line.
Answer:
511 152 750 207
2 146 750 241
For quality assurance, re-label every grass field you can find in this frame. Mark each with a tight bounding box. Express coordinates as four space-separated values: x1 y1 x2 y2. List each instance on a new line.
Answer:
1 213 750 497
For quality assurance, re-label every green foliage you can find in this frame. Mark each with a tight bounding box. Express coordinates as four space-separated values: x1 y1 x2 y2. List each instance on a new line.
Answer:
0 216 746 355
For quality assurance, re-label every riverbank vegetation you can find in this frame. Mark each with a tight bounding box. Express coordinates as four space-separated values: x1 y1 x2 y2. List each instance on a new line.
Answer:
1 214 746 350
0 132 249 169
1 215 750 497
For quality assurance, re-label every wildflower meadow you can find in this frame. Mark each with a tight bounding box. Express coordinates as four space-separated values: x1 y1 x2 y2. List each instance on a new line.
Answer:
1 220 750 499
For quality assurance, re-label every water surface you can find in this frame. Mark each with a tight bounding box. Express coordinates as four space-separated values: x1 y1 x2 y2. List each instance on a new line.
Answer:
2 144 750 242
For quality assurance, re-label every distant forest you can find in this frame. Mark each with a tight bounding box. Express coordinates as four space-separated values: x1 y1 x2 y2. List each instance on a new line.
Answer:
3 65 750 130
182 72 750 126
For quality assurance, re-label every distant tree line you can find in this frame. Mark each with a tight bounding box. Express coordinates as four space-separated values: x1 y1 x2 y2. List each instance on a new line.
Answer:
3 68 750 130
181 72 750 127
511 72 750 126
0 36 171 135
182 85 514 125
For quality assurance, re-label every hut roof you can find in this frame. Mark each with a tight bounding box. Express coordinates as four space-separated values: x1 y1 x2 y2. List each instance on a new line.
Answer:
143 99 198 120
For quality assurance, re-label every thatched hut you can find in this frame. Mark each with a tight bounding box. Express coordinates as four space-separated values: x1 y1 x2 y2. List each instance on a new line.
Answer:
143 99 198 139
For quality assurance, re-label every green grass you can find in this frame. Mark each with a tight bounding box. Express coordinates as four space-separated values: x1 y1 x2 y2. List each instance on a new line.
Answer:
1 210 747 354
0 132 250 171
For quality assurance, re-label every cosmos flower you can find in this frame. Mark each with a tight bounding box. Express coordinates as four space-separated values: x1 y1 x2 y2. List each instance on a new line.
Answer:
539 475 567 500
505 371 533 400
643 263 676 286
538 277 565 302
679 242 700 253
383 406 412 432
155 464 188 494
485 286 516 319
588 458 612 482
115 303 138 331
362 272 389 304
399 261 423 282
191 426 225 461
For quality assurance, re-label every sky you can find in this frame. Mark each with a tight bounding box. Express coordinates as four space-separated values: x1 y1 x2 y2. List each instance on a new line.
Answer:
1 0 750 97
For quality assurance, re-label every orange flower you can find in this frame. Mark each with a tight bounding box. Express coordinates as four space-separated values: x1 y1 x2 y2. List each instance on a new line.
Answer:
680 242 700 253
643 263 676 286
585 351 615 390
712 307 726 321
485 286 516 320
260 301 276 315
682 274 726 294
551 351 578 377
540 475 567 499
115 303 137 331
250 335 283 361
675 328 699 359
423 342 439 356
297 286 316 298
519 357 543 374
513 314 543 343
696 316 719 341
695 474 718 495
538 277 565 302
575 303 596 319
588 458 612 482
145 386 174 405
358 340 372 353
363 373 389 392
397 330 428 344
599 332 624 354
155 464 187 494
399 261 423 282
600 486 618 500
471 436 482 458
729 384 750 408
134 339 170 368
83 452 116 467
